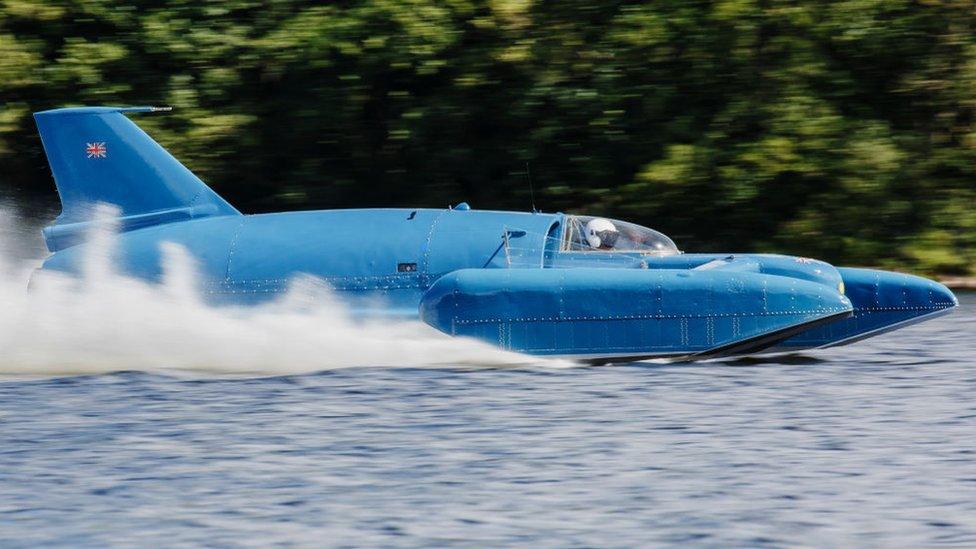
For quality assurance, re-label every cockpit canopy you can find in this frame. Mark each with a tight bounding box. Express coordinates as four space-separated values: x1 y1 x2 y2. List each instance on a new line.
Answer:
562 215 680 255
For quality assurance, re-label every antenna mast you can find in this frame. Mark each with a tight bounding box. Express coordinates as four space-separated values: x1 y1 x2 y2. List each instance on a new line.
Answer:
525 161 537 213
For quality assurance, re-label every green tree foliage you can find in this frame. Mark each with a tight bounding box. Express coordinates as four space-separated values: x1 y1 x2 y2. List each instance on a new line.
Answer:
1 0 974 274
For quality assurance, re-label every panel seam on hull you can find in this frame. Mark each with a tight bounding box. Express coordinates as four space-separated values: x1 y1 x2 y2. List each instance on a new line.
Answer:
420 209 448 281
452 309 850 324
851 305 956 312
223 217 247 281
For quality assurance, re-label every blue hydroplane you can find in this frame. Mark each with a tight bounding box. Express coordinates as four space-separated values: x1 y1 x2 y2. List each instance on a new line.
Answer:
32 107 958 362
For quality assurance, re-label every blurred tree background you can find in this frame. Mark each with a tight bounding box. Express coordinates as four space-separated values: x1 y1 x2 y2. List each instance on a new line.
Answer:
1 0 975 275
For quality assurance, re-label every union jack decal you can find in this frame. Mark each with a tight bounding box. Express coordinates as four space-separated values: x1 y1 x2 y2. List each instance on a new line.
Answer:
86 142 107 159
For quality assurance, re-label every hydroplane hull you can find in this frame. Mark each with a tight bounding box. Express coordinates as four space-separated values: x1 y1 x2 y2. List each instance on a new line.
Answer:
31 107 958 361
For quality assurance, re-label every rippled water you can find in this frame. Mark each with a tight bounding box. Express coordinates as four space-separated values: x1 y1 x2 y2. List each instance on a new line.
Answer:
1 292 973 546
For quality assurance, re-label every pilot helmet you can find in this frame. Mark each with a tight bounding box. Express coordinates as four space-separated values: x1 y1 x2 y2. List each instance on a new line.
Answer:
585 218 620 249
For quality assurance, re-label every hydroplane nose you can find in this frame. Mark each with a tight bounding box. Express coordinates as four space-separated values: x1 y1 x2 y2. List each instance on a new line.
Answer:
928 278 959 308
779 267 957 350
839 267 958 312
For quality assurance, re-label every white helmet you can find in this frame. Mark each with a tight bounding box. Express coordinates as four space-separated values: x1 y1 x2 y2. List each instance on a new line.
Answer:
585 218 619 249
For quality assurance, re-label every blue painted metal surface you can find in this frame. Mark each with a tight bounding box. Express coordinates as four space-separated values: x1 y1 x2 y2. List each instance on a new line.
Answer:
420 269 852 359
774 267 959 352
32 107 959 361
33 106 239 252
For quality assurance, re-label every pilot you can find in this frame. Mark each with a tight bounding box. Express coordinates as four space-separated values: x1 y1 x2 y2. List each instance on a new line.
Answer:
585 218 620 250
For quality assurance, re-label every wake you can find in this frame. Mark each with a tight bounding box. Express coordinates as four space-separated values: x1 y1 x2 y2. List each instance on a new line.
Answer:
0 208 564 377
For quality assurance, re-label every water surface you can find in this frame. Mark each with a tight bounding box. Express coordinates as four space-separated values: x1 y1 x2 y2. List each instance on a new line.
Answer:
1 295 974 546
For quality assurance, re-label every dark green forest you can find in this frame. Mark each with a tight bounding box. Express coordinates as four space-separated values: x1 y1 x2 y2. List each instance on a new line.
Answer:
1 0 975 274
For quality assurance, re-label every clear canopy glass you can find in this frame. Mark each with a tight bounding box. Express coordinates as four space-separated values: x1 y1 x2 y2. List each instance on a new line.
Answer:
562 215 680 255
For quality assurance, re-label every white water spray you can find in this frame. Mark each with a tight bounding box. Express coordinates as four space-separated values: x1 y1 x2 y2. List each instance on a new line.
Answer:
0 208 566 377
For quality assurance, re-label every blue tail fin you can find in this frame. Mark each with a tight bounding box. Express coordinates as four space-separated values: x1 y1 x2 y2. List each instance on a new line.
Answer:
33 106 240 251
